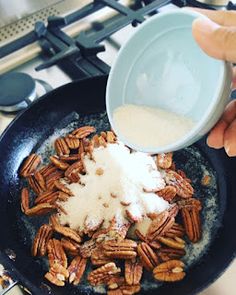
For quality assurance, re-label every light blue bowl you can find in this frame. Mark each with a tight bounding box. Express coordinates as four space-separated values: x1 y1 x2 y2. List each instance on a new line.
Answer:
106 10 232 154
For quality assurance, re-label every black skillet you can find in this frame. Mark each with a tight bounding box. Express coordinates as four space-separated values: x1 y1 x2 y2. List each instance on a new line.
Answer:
0 75 236 295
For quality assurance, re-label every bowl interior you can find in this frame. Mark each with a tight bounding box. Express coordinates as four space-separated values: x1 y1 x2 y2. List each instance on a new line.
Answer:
107 10 225 144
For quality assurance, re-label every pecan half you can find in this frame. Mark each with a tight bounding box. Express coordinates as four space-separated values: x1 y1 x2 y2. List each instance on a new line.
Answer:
55 137 70 156
134 229 146 242
125 259 143 286
156 153 173 169
146 207 178 241
54 180 73 196
59 154 80 163
28 171 46 194
35 191 60 204
153 260 185 282
87 262 121 286
39 164 58 178
91 245 113 266
92 228 111 244
108 218 131 240
61 238 80 256
107 276 125 290
158 248 186 262
57 191 71 202
50 155 69 170
65 135 80 149
156 186 177 202
178 198 202 210
165 170 194 198
126 210 141 223
49 214 60 227
26 203 58 216
53 225 82 244
55 203 68 215
78 141 85 156
20 153 41 177
72 126 96 138
157 236 185 250
99 131 116 144
83 216 104 235
91 134 100 148
97 135 107 147
65 161 84 183
148 240 162 250
100 131 107 139
106 131 117 143
179 198 202 243
137 242 159 271
21 187 29 213
103 240 137 260
32 224 53 256
68 256 87 285
135 230 161 250
45 263 69 287
45 170 64 191
80 239 97 258
47 239 67 268
165 223 185 238
177 170 191 183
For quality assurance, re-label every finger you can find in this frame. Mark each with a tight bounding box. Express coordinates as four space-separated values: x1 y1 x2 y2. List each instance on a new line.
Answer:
188 8 236 27
192 17 236 62
221 100 236 123
224 119 236 156
207 119 227 149
207 100 236 148
232 67 236 89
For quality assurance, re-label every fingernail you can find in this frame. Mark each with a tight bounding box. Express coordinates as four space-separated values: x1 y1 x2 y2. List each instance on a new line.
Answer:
224 140 235 157
206 136 213 147
206 135 219 149
225 143 230 155
206 137 213 148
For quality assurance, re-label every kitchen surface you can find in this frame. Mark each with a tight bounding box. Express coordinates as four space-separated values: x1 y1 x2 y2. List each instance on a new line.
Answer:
0 0 236 295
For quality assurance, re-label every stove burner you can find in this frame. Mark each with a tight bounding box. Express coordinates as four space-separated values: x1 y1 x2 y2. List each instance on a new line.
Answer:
0 72 52 113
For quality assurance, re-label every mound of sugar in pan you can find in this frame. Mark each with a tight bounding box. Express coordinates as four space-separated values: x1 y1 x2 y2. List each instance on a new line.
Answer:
58 142 169 231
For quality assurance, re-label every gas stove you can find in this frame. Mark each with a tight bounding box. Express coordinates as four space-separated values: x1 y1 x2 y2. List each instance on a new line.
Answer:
0 0 236 294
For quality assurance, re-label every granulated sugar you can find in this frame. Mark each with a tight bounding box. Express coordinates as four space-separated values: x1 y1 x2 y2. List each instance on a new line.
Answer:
113 104 195 148
58 143 169 231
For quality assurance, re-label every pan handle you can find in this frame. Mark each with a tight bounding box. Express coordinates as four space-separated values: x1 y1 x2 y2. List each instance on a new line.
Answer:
0 264 32 295
0 281 20 295
0 264 20 295
0 251 32 295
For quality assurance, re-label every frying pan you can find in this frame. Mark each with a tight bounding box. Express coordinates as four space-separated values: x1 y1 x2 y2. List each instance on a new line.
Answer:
0 75 236 295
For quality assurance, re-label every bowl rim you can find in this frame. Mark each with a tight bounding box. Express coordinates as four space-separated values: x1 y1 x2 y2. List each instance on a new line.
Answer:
106 9 232 154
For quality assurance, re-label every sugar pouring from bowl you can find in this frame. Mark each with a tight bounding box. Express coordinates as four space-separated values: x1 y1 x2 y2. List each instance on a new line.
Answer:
113 104 195 150
106 10 232 154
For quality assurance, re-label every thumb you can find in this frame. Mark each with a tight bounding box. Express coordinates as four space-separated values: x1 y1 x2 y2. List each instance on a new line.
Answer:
192 17 236 63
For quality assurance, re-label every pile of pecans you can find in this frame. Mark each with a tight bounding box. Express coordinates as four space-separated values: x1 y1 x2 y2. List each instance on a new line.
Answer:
19 126 202 294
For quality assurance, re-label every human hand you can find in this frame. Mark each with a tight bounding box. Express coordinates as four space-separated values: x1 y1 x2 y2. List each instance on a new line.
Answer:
191 9 236 156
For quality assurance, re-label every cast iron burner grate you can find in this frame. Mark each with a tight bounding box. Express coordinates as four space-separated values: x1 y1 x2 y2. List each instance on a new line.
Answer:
1 0 236 80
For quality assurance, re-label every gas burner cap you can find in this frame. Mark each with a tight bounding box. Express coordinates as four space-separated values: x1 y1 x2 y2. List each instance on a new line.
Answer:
0 72 37 112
